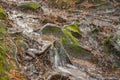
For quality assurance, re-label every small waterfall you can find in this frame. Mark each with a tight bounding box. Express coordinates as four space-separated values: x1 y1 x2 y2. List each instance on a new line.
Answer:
49 41 88 80
54 48 60 67
48 40 104 80
49 41 72 67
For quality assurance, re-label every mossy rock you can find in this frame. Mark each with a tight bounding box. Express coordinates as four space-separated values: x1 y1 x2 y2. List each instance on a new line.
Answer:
19 2 41 10
61 23 92 60
40 22 82 42
41 22 92 60
0 8 7 20
62 35 92 59
40 23 64 38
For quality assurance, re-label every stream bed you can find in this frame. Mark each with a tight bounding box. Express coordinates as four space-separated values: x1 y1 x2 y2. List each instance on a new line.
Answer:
0 0 120 80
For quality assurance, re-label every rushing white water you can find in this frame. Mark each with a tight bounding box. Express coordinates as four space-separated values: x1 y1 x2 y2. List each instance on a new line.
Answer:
54 50 60 67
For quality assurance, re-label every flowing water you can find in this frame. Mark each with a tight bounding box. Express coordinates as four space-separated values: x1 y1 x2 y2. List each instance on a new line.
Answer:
1 0 120 80
7 9 97 80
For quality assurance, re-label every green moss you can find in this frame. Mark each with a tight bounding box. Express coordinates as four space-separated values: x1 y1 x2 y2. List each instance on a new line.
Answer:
0 23 7 34
62 22 82 44
41 24 63 38
62 22 92 59
63 29 79 44
19 2 41 10
0 42 9 80
41 22 92 59
62 35 92 59
0 23 7 40
0 75 9 80
0 33 3 40
64 22 82 35
0 33 20 79
0 8 8 20
0 43 6 58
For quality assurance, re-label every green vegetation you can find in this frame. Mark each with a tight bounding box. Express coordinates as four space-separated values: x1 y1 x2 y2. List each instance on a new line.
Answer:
0 41 9 80
62 22 82 44
0 23 12 79
0 8 7 20
41 24 63 38
0 23 7 33
41 22 82 44
0 23 7 40
19 2 41 10
62 35 92 59
62 22 91 59
41 22 92 59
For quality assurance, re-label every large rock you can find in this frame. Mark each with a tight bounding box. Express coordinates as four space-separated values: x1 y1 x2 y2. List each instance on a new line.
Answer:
40 23 64 38
41 23 93 60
